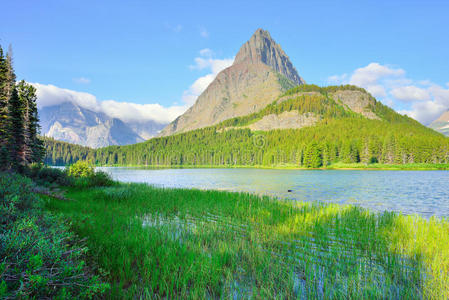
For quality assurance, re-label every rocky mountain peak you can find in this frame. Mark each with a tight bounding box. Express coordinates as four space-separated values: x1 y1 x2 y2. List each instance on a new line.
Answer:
159 28 305 137
233 28 305 85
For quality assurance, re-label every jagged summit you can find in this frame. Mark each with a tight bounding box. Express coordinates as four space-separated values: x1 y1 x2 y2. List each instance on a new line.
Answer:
234 29 304 85
159 29 304 137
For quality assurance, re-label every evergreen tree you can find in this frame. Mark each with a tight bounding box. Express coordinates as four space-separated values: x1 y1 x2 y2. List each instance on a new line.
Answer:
5 45 16 100
8 87 26 170
17 80 44 164
0 46 9 168
303 142 322 168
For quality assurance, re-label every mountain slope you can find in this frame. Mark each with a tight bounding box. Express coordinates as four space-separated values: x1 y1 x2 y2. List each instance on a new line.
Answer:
159 29 304 136
429 111 449 136
44 85 449 167
39 102 166 148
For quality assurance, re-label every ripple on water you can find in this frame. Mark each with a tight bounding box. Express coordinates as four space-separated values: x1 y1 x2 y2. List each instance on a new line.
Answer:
97 168 449 218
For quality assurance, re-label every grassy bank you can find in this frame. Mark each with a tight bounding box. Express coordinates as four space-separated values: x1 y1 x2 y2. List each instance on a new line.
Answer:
45 183 449 299
0 172 109 298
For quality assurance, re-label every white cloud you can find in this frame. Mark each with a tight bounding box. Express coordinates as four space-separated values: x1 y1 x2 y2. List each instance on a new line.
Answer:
390 86 431 102
200 27 209 38
33 83 98 110
33 49 235 124
99 100 186 124
183 49 234 105
349 63 405 87
327 63 449 125
399 101 446 125
32 83 187 124
348 63 404 98
73 77 91 84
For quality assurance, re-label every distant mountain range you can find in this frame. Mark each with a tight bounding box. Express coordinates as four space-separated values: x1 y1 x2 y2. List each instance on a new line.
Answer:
39 101 166 148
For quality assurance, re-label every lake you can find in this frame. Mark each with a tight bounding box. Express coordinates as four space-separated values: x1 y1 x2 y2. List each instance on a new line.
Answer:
96 167 449 218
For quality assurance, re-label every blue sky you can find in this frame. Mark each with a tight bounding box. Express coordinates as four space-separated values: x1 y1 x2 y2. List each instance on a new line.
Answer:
2 0 449 124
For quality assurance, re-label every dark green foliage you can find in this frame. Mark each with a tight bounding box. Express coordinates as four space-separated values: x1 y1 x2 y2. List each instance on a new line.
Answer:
0 45 44 171
26 164 74 187
7 87 25 170
42 136 94 165
0 173 109 298
0 48 9 167
17 80 45 164
25 163 114 188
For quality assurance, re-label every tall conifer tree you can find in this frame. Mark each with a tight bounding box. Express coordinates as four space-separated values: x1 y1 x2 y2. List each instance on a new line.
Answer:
17 80 44 164
0 46 9 168
8 87 25 169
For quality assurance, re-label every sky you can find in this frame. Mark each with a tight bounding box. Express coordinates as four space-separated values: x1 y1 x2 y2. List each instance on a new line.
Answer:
1 0 449 125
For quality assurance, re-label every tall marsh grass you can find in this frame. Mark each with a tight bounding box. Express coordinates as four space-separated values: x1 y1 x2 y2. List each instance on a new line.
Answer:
46 183 449 299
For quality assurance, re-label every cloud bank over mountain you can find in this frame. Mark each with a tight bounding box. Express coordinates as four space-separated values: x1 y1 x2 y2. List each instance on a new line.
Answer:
33 48 234 125
33 83 186 124
328 63 449 125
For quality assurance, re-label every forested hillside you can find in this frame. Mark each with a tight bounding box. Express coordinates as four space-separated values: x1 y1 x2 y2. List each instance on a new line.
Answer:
44 85 449 168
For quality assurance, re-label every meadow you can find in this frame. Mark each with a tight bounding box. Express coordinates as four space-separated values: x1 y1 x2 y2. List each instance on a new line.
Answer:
45 182 449 299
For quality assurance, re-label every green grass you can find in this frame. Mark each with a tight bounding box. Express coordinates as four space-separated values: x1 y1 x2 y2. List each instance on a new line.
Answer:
45 183 449 299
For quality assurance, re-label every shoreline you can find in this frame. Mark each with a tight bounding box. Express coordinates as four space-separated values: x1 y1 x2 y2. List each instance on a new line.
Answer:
50 162 449 171
44 180 449 298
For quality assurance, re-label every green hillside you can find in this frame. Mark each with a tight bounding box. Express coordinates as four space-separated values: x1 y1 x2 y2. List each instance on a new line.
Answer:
44 85 449 168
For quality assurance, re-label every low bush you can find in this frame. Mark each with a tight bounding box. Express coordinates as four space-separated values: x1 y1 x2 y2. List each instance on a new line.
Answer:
86 170 115 187
67 160 95 178
25 164 73 187
25 163 115 188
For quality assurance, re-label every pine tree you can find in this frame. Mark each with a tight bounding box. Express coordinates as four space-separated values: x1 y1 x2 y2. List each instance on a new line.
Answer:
303 142 322 168
17 80 44 164
8 87 26 170
0 46 9 169
5 45 16 100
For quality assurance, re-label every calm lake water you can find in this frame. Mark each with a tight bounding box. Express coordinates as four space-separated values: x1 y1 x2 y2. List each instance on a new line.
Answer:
96 167 449 218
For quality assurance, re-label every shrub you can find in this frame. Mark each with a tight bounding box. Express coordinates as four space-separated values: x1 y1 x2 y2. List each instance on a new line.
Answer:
0 173 39 225
72 171 115 188
25 164 73 187
25 162 114 188
88 170 115 187
67 160 95 178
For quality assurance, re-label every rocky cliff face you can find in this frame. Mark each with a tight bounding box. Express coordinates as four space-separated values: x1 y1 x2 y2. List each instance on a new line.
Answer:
330 90 379 120
39 102 166 148
429 111 449 136
234 29 304 85
159 28 304 136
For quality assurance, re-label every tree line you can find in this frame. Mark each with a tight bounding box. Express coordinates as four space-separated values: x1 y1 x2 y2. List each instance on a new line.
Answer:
44 117 449 168
0 45 44 171
43 84 449 168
